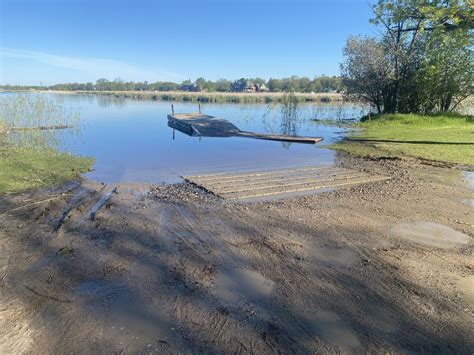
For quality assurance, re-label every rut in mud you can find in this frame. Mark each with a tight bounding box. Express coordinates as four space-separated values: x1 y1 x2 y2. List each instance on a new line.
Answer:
0 155 473 354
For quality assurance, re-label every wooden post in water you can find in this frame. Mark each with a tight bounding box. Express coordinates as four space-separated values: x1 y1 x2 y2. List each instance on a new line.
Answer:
171 104 175 115
198 102 201 114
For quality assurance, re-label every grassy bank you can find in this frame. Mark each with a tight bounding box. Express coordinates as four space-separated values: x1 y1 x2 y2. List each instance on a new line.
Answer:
0 94 94 194
331 113 474 166
47 90 344 104
0 146 94 194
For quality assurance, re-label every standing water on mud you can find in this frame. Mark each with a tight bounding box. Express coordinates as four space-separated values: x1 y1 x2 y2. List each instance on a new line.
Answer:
2 93 368 183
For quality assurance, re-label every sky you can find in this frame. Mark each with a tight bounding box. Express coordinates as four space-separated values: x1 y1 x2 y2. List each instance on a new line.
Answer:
0 0 375 85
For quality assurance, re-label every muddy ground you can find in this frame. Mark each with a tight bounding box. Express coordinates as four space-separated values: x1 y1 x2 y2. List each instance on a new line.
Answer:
0 154 473 354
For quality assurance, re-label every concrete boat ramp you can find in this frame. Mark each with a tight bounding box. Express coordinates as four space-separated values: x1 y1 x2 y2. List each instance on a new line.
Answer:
170 111 388 201
167 113 323 143
184 166 390 201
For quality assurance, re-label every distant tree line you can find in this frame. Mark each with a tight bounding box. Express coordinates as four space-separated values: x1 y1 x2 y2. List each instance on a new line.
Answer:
1 75 343 94
341 0 473 114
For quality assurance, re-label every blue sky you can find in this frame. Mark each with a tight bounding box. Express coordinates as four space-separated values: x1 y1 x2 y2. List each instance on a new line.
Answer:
1 0 374 85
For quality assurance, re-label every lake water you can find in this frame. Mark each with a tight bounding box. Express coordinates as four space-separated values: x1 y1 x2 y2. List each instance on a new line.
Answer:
3 93 368 184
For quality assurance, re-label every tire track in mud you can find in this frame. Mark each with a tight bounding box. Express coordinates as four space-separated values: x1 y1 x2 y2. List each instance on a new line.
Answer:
0 184 385 353
58 189 389 351
0 182 126 354
158 204 232 268
53 188 91 232
210 208 388 352
159 204 316 352
49 182 119 232
158 205 271 351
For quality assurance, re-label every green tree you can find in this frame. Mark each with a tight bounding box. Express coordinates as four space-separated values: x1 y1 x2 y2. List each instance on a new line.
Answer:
297 77 311 92
341 36 392 113
203 80 216 92
214 79 231 92
416 31 473 112
252 77 266 86
230 78 247 92
195 77 206 91
97 78 116 91
341 0 473 113
267 78 282 92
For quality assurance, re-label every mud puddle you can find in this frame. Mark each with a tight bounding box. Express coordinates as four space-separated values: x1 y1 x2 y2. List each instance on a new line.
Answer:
305 310 361 351
389 221 470 249
463 171 474 189
412 168 473 189
213 268 274 303
461 199 474 207
76 279 177 352
307 245 361 268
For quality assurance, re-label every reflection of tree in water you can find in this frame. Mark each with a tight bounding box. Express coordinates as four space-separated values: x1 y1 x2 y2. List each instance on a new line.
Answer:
96 94 127 108
309 102 371 121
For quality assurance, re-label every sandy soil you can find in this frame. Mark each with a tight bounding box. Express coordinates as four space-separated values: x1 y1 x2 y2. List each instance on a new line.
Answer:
0 154 473 354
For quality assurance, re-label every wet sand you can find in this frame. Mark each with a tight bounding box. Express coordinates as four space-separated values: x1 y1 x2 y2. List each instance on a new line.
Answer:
0 154 473 353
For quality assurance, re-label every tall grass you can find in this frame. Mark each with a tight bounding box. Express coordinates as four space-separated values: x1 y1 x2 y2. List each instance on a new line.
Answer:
0 94 80 149
73 90 344 104
279 93 302 136
259 93 302 136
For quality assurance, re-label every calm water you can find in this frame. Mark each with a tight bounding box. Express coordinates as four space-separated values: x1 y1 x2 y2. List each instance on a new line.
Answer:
5 93 368 183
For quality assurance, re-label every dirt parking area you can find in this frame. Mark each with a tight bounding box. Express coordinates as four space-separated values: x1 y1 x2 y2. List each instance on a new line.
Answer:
0 154 473 354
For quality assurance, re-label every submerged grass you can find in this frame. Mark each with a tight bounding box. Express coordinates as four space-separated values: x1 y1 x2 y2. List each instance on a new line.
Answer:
0 94 94 194
331 113 474 166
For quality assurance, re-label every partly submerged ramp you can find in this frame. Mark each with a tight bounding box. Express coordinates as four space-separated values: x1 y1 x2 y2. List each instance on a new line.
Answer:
168 113 323 144
184 166 390 201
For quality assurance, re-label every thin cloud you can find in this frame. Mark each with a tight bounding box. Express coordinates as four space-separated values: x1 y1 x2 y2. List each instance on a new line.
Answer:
1 48 184 82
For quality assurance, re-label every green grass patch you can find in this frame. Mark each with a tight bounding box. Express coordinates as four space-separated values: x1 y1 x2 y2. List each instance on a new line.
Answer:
331 113 474 166
0 146 94 194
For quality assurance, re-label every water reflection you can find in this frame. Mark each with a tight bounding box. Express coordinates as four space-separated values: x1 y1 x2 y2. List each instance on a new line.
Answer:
96 95 127 108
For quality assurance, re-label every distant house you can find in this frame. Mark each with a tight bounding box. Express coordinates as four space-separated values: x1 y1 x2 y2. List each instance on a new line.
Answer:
244 82 269 93
179 83 199 92
258 84 269 92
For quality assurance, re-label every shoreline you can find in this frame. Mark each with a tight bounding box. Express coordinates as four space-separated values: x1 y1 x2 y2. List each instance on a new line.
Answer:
0 89 346 103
